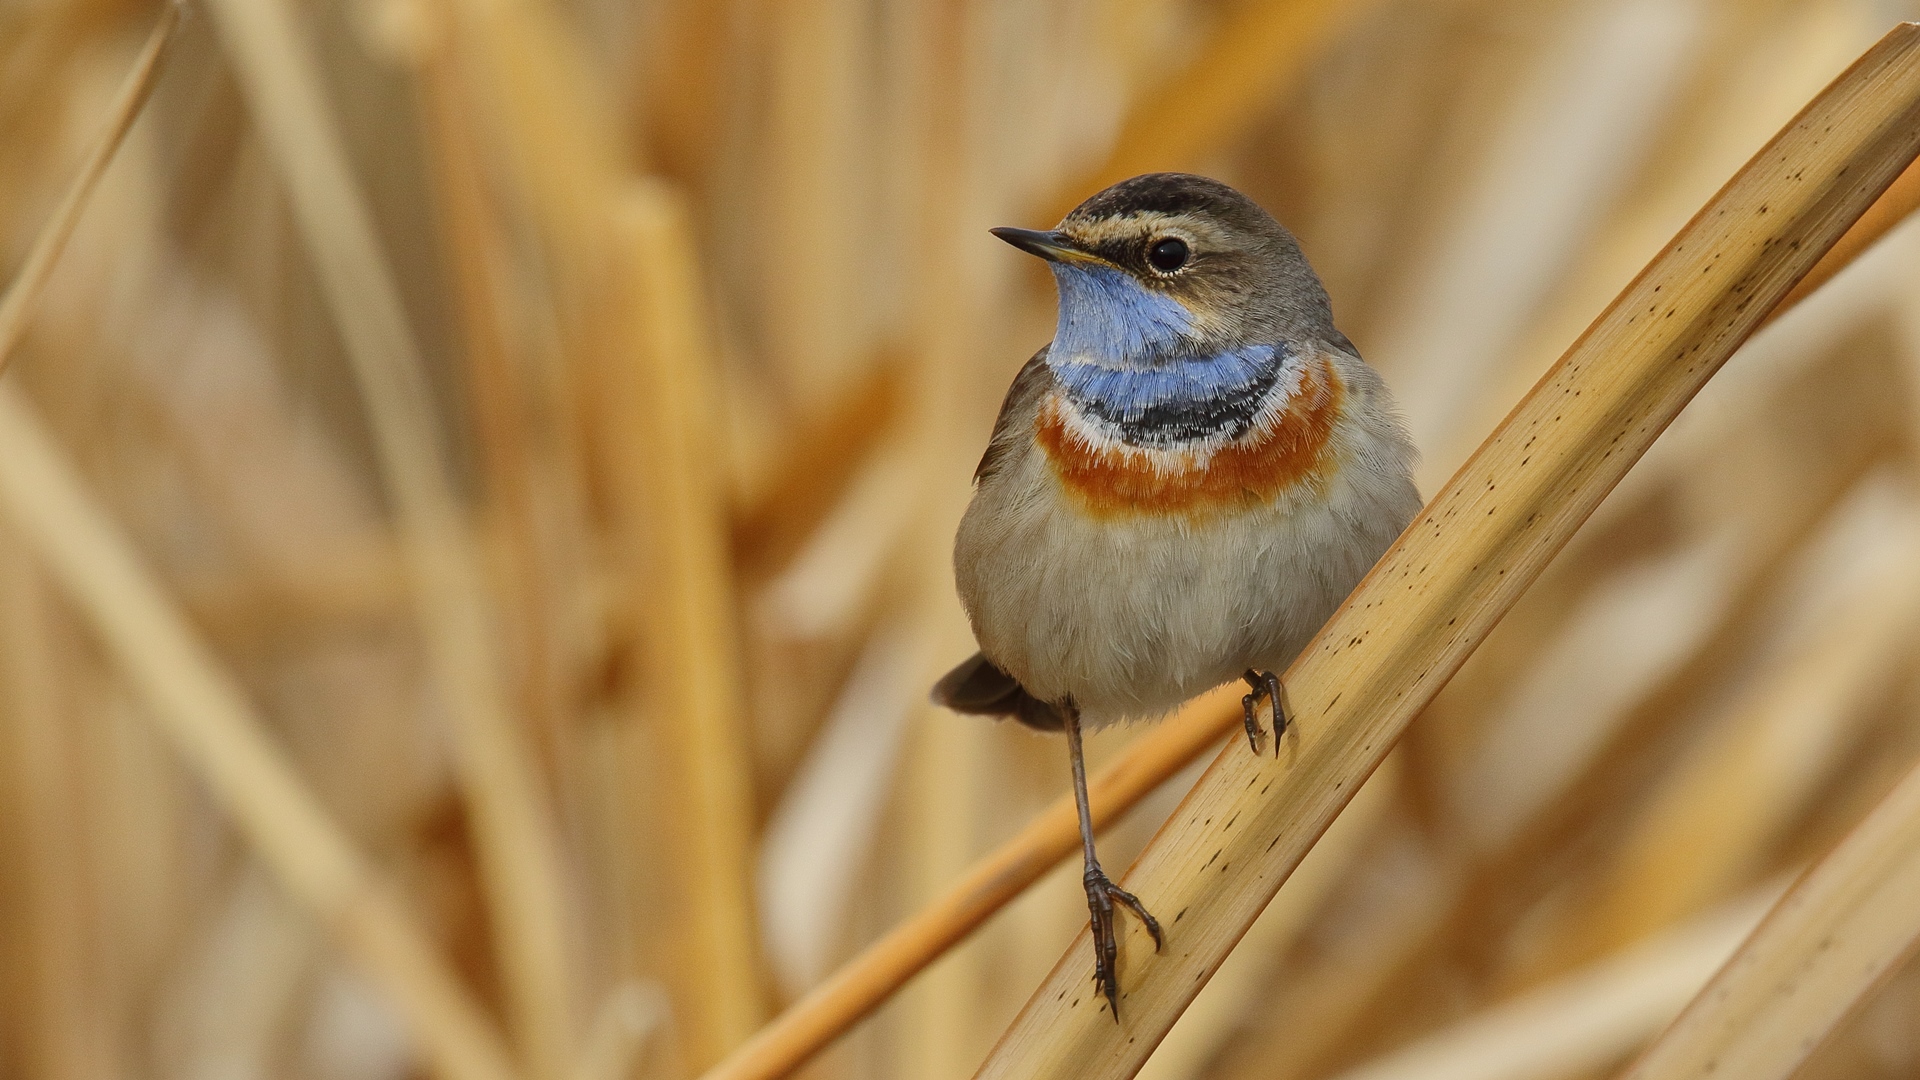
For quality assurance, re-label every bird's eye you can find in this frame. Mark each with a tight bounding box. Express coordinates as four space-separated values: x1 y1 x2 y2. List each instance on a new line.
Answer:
1147 237 1190 273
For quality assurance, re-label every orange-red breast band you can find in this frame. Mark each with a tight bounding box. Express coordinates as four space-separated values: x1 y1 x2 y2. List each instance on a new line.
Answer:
1036 354 1343 521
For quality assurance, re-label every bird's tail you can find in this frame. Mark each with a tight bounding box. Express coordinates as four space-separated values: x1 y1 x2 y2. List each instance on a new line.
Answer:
930 652 1063 732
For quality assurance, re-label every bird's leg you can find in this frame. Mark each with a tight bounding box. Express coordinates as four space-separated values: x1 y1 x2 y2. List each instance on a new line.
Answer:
1241 669 1288 757
1063 701 1162 1021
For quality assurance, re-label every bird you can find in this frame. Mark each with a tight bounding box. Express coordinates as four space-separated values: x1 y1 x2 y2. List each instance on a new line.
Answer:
931 173 1421 1019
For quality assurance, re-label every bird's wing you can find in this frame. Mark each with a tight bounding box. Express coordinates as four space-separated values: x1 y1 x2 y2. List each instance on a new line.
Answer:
974 345 1055 483
930 651 1063 731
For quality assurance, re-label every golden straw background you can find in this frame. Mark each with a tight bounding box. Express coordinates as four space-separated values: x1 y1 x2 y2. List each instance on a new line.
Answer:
9 2 1920 1080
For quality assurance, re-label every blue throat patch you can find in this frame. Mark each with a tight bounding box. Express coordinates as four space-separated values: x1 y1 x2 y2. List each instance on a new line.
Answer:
1045 263 1287 445
1050 263 1195 361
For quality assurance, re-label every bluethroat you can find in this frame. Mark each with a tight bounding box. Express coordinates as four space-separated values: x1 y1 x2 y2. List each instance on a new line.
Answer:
933 173 1421 1018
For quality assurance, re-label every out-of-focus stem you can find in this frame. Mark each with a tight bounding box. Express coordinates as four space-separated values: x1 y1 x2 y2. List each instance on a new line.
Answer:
0 3 176 372
194 0 580 1072
0 386 522 1080
603 181 764 1070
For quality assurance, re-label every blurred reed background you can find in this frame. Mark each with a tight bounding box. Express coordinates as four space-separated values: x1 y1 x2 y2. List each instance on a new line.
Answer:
7 1 1920 1079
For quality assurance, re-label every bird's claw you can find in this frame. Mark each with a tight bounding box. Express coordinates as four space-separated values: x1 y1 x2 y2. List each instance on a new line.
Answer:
1084 864 1161 1021
1241 669 1286 756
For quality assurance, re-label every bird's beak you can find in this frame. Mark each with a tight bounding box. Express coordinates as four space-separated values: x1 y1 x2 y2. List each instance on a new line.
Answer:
990 227 1106 265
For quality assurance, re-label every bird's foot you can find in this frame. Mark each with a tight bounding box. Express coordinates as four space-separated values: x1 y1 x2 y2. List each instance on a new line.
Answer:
1241 669 1287 756
1084 863 1161 1021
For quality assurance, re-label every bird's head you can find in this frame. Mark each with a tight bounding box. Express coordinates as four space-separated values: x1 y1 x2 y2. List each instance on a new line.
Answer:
993 173 1335 369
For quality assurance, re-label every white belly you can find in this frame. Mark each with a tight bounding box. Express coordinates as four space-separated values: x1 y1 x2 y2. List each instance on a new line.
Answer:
953 448 1412 726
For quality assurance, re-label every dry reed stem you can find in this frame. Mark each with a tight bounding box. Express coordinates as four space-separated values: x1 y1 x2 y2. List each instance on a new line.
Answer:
0 524 109 1080
1579 550 1920 958
1330 885 1783 1080
196 0 578 1073
1041 0 1385 222
1420 2 1902 533
1275 404 1902 1075
701 25 1920 1080
1137 755 1401 1080
972 24 1920 1079
760 0 865 415
414 7 569 769
609 182 763 1068
1771 154 1920 315
1217 462 1876 1080
0 386 521 1080
445 0 624 263
1620 749 1920 1080
0 2 175 372
698 685 1243 1080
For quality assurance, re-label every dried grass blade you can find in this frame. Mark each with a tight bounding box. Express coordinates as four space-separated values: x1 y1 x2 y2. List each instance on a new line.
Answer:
1619 754 1920 1080
0 2 177 370
972 22 1920 1079
0 386 521 1080
195 0 578 1074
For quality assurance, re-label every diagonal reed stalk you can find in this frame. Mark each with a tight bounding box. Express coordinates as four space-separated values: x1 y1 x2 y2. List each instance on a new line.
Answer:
970 24 1920 1078
698 36 1920 1080
0 386 522 1080
0 1 176 373
195 0 578 1075
1618 753 1920 1079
